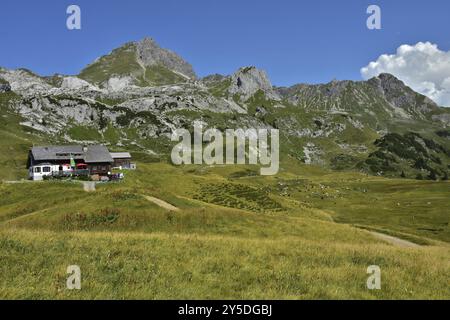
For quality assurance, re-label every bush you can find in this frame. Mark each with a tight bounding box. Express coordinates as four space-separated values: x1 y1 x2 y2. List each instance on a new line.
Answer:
331 154 358 170
61 208 120 230
76 175 92 181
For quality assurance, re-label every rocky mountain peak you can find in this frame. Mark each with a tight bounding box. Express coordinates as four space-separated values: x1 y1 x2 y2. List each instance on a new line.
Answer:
368 73 439 111
368 73 417 96
376 73 409 90
228 66 280 100
2 40 450 181
135 37 196 79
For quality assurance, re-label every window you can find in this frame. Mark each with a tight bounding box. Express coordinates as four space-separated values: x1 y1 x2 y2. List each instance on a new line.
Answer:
34 167 41 173
43 167 51 173
92 166 98 171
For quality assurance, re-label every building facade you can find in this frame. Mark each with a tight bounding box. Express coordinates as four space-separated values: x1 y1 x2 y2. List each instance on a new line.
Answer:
27 145 124 180
110 152 133 169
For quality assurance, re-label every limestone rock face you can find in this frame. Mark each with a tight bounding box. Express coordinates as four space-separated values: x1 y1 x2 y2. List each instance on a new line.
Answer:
61 76 98 91
1 38 449 180
105 76 134 92
136 37 196 79
0 69 51 95
228 66 280 100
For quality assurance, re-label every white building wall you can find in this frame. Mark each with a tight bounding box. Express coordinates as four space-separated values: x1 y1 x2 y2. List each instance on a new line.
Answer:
29 164 60 181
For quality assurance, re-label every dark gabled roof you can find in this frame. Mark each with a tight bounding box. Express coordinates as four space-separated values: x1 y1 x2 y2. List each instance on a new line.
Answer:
82 145 114 163
31 145 84 161
110 152 132 159
30 145 113 163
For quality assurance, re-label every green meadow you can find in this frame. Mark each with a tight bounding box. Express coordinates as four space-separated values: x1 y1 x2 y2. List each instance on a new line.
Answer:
0 160 449 299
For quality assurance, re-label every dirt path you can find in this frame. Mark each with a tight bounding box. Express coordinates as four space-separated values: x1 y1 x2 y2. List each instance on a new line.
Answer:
142 195 179 211
367 231 421 248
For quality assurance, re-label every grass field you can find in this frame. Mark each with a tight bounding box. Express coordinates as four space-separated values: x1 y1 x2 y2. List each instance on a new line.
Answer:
0 160 449 299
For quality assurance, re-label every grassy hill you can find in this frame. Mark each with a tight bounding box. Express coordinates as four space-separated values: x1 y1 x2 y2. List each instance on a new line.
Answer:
0 97 448 299
0 92 48 180
0 161 449 299
79 43 189 87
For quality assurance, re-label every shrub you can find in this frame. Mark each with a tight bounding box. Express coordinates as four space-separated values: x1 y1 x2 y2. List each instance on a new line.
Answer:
61 208 120 230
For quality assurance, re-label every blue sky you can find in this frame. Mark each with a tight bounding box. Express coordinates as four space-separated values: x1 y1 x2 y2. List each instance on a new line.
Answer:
0 0 449 86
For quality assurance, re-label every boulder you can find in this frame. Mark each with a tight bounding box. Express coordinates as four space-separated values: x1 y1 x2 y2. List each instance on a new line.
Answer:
0 82 11 93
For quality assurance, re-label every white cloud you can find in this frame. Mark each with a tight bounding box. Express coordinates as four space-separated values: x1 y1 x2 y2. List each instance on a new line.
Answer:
361 42 450 107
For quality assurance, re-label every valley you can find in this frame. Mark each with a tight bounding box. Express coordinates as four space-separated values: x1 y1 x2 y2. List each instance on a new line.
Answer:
0 161 448 299
0 37 449 299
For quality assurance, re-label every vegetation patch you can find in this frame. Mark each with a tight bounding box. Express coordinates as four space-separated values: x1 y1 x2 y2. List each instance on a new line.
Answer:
67 125 102 141
194 183 283 212
363 132 450 180
331 154 359 170
60 208 120 230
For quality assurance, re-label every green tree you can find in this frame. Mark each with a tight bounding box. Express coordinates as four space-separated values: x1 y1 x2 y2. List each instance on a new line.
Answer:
428 170 437 181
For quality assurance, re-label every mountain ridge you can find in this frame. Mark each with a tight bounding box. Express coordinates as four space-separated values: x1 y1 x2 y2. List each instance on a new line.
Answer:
0 37 449 181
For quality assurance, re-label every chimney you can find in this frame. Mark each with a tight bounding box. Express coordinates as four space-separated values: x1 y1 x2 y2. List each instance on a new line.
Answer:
83 145 88 153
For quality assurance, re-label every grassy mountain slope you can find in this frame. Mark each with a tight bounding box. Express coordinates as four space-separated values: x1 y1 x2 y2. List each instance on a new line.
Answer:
1 227 448 299
79 42 190 87
79 43 143 85
0 94 448 298
0 92 48 180
4 38 450 181
0 162 449 299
